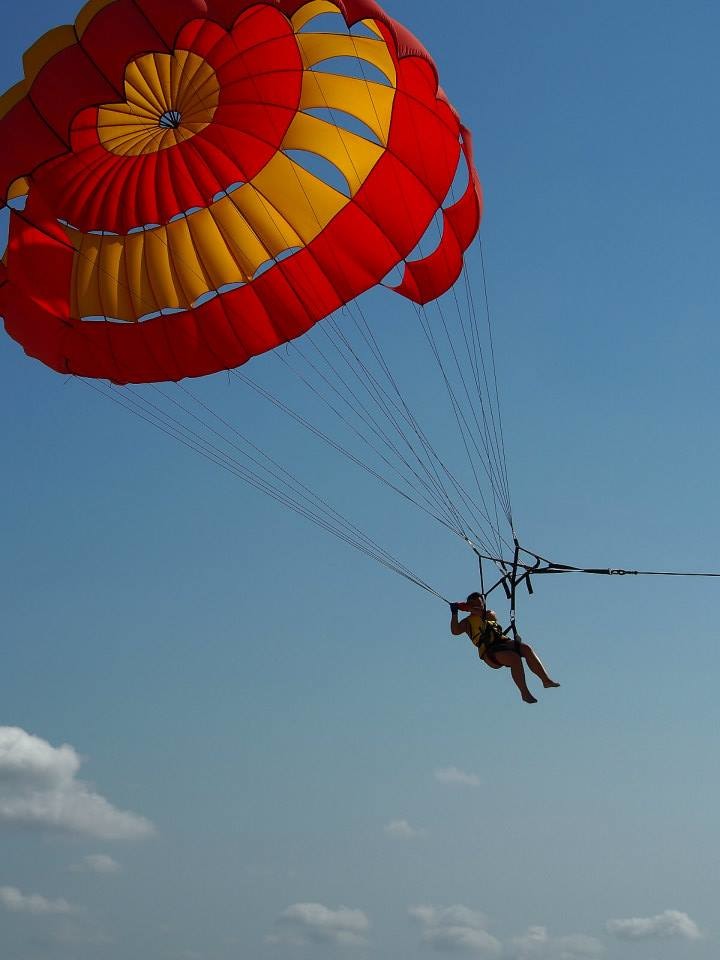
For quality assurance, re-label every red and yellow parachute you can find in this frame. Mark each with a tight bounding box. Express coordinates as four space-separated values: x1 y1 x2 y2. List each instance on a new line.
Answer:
0 0 481 384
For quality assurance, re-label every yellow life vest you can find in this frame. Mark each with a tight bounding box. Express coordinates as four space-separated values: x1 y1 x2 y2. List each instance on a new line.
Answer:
467 613 503 658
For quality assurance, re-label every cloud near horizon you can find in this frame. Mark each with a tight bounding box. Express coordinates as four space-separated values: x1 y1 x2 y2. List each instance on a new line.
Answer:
0 727 154 840
70 853 121 875
509 925 604 959
0 885 79 916
434 767 481 787
269 902 369 947
409 905 501 955
606 909 701 941
384 818 424 839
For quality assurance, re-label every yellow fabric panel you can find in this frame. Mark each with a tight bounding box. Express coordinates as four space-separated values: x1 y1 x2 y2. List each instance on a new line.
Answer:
229 185 305 258
95 235 136 319
140 229 185 310
291 0 342 32
22 26 76 86
153 49 175 114
70 189 311 321
281 111 383 195
71 232 138 321
209 199 273 279
251 152 347 245
7 177 30 202
186 209 246 291
124 231 167 318
165 218 213 307
97 119 162 157
299 71 394 143
71 235 104 319
98 119 199 156
98 52 219 156
359 19 384 40
128 56 167 115
75 0 117 38
296 34 396 86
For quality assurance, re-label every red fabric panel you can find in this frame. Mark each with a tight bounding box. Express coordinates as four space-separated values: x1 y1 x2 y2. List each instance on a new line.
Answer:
132 0 208 46
4 200 74 320
0 98 67 203
78 0 170 90
389 64 461 205
392 226 463 305
392 135 482 304
29 43 120 144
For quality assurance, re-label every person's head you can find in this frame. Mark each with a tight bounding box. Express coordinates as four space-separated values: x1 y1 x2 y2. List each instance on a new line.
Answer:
466 591 486 612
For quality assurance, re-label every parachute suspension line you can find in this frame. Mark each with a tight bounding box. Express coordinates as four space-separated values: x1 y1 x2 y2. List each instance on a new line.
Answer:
460 264 511 512
424 291 512 533
312 317 466 529
272 345 464 535
236 345 500 555
336 297 510 555
313 306 492 548
331 298 507 559
158 380 437 585
278 331 466 536
230 366 462 535
448 277 513 517
413 301 511 559
476 239 515 534
323 305 480 542
77 376 448 601
453 264 514 523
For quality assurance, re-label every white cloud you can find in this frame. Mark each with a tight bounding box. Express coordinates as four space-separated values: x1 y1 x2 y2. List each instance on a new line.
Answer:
509 925 604 959
0 886 79 916
270 902 369 947
384 819 424 839
607 910 701 941
0 727 154 840
434 767 481 788
409 905 501 955
70 854 121 875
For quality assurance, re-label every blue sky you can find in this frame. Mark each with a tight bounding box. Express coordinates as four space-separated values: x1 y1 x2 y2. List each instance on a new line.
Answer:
1 1 719 958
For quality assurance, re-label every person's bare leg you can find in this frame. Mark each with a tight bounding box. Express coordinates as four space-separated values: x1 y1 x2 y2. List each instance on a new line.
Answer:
520 643 560 688
492 651 537 703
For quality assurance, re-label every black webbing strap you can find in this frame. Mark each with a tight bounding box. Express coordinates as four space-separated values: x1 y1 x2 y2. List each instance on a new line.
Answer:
478 553 486 600
503 540 521 640
465 539 720 641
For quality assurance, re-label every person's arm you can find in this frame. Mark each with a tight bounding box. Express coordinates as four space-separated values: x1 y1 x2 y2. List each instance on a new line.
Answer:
450 604 467 637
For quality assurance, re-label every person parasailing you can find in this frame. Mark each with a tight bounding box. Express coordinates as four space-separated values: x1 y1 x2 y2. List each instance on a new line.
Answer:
450 592 560 703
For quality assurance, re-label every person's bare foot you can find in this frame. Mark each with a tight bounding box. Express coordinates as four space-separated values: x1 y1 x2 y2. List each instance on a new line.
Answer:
522 690 538 704
543 680 560 689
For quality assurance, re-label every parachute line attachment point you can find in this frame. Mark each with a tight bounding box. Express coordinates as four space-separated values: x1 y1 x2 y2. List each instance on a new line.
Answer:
159 110 182 129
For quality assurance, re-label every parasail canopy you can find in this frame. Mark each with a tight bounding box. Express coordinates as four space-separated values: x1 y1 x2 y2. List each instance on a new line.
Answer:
0 0 482 384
